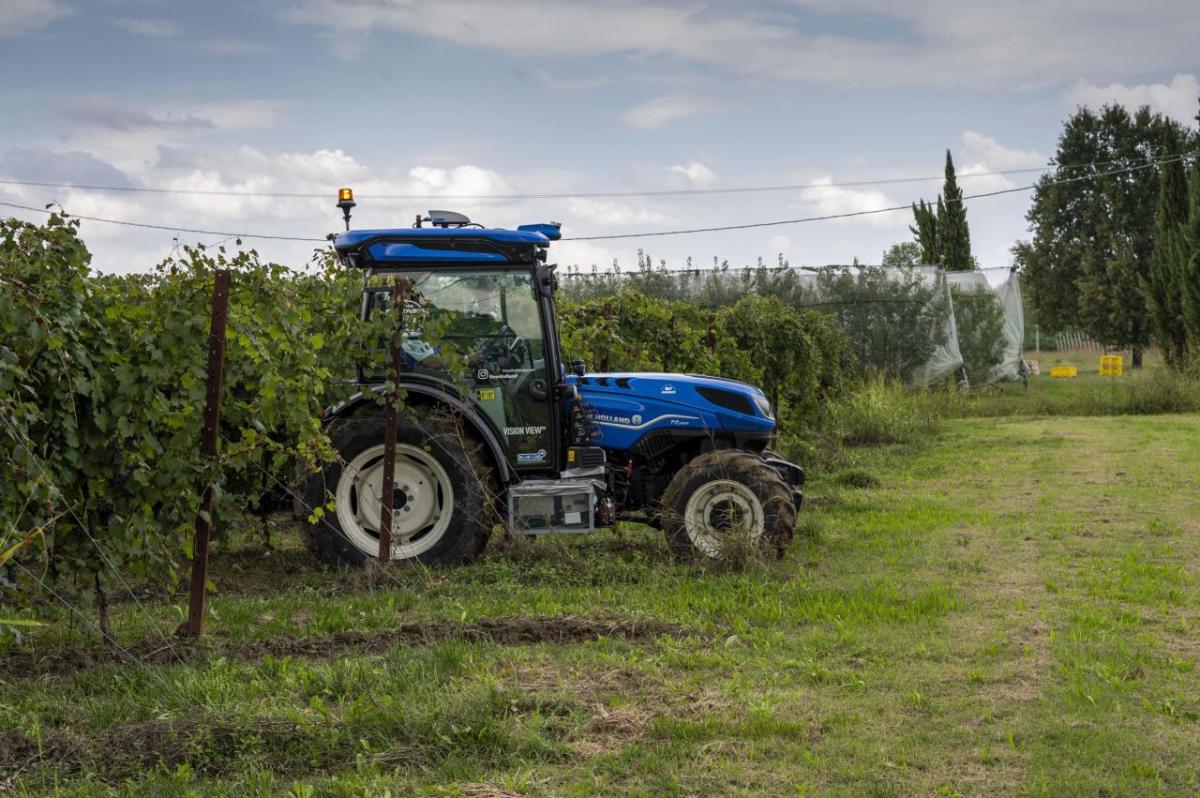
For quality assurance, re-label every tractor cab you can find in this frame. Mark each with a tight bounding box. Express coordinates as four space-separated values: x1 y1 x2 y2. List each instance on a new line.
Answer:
309 192 804 567
333 211 572 477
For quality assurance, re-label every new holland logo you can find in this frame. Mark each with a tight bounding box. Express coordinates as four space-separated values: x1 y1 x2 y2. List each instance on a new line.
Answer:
594 413 634 425
661 384 676 395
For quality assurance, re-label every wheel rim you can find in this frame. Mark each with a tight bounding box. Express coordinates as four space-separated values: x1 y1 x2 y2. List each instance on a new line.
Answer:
335 443 454 560
682 479 765 558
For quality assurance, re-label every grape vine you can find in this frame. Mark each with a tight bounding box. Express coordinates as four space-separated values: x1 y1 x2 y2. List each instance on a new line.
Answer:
1 216 859 623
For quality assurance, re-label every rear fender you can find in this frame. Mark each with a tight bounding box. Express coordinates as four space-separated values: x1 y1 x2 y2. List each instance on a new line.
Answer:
323 382 514 483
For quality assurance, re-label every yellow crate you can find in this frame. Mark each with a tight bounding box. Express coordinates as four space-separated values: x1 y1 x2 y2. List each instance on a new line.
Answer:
1099 355 1123 376
1049 366 1078 378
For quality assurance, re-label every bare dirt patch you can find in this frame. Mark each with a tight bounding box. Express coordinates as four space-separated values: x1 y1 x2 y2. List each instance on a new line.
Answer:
1 615 689 679
568 704 656 758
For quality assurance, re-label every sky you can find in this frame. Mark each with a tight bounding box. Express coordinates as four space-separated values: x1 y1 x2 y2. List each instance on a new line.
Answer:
1 0 1198 275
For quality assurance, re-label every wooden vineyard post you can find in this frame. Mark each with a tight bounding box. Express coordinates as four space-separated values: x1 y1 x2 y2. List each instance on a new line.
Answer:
182 268 230 639
378 278 407 562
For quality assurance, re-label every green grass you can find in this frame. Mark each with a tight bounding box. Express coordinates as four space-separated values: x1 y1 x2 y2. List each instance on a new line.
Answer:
3 401 1200 794
947 350 1200 418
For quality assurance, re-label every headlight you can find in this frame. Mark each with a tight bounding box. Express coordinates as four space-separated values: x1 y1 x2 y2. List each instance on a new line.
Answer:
752 393 774 420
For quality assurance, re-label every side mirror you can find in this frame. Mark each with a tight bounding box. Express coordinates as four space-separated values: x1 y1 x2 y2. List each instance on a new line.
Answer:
570 359 586 377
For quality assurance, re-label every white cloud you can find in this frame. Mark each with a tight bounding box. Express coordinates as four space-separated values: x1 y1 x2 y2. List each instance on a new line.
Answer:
555 240 620 273
1064 73 1200 125
275 148 367 183
623 96 716 130
286 0 1200 90
50 96 292 179
799 177 904 229
0 0 70 36
669 161 718 187
556 198 672 228
407 165 511 198
115 18 178 38
959 132 1045 171
0 143 675 274
956 131 1047 191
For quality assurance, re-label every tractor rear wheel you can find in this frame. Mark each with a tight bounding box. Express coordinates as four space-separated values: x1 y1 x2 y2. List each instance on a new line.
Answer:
304 410 495 566
660 450 796 559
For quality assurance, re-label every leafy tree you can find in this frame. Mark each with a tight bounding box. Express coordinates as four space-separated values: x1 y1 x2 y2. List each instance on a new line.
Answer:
882 241 924 268
939 151 973 270
950 284 1006 387
558 290 717 375
714 296 812 414
1020 104 1196 366
812 264 947 384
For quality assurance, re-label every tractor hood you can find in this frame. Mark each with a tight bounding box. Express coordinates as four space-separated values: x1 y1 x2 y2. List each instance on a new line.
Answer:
566 372 776 451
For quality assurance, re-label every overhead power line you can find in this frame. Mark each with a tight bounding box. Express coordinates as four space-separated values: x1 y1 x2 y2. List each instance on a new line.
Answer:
0 153 1187 201
1 153 1193 244
561 154 1195 241
0 200 327 242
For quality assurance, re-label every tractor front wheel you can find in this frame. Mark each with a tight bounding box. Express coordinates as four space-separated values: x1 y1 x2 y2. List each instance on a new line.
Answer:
660 450 796 559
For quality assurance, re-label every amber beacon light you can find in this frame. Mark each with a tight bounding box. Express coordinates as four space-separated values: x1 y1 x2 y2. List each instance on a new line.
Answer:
337 187 356 230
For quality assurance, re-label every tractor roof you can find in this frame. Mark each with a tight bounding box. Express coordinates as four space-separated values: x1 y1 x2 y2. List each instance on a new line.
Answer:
334 224 561 269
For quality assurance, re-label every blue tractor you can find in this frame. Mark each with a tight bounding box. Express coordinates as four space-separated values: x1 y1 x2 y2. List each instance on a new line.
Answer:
305 199 805 565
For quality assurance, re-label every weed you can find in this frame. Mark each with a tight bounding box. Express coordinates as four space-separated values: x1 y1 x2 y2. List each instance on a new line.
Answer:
792 511 824 541
833 469 881 489
822 378 942 446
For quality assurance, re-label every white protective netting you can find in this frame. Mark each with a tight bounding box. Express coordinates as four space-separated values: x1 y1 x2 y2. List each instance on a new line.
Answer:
944 268 1026 386
787 265 963 389
561 263 1024 390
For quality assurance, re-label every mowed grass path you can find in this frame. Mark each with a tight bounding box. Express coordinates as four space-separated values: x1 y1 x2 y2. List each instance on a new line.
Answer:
3 415 1199 796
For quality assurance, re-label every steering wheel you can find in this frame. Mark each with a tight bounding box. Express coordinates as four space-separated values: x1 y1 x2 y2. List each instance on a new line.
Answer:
471 324 523 373
508 333 532 369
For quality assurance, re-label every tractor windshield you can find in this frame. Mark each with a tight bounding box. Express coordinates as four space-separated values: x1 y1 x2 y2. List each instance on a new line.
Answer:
365 269 555 469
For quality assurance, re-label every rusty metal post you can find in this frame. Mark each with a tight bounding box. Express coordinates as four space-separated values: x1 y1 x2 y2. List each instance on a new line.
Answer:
377 278 406 562
183 268 230 638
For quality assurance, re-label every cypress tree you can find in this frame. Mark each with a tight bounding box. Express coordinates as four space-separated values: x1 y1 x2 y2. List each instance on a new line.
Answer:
939 150 974 270
909 199 939 264
1181 167 1200 359
1141 147 1190 366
